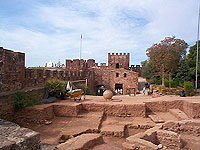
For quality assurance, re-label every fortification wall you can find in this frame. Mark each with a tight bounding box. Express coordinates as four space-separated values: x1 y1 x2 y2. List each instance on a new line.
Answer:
0 47 25 92
0 48 87 93
91 68 138 93
108 53 130 70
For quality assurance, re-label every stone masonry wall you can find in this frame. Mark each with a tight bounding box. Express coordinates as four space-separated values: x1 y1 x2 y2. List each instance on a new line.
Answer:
108 53 129 70
0 47 86 93
90 68 138 94
0 47 25 92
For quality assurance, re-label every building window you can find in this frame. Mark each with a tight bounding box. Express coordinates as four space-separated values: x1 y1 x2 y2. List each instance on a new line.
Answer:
116 63 119 69
116 73 119 77
124 73 127 77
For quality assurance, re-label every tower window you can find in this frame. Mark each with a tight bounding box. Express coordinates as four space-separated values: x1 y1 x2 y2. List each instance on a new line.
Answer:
116 63 119 69
124 73 127 77
116 73 119 77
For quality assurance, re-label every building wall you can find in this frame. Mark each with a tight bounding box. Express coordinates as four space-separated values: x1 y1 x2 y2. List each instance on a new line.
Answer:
130 65 142 77
0 48 138 95
0 48 86 93
108 53 130 70
0 47 25 92
90 68 138 94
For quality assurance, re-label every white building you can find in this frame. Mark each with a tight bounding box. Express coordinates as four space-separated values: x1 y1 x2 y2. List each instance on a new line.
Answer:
46 60 54 67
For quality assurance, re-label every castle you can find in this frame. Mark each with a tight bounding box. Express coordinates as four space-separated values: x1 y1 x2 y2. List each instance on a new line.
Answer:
0 47 139 95
65 53 138 95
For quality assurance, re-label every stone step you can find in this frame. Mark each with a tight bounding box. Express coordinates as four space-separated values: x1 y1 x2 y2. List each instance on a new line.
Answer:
57 133 104 150
148 114 165 123
0 119 40 150
169 109 189 120
53 103 83 117
100 124 125 138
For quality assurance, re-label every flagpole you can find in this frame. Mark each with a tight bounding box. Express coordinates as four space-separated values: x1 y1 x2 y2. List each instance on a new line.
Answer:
195 5 200 93
80 34 82 60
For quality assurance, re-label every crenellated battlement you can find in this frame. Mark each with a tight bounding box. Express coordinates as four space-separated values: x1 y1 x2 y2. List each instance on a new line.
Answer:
108 52 130 70
66 58 96 71
108 53 129 57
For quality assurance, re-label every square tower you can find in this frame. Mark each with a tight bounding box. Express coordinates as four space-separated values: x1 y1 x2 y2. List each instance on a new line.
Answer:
108 53 130 70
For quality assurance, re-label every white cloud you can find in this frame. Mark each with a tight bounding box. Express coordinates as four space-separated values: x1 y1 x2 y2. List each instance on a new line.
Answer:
0 0 199 66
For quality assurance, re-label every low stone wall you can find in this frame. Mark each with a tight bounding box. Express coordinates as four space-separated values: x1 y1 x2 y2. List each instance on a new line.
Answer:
182 101 200 118
14 105 55 128
0 87 45 121
82 102 146 117
53 103 83 117
144 100 184 113
161 120 200 136
0 119 41 150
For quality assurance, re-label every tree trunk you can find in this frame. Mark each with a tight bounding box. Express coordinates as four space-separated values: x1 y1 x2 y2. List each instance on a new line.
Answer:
169 73 172 88
162 70 165 86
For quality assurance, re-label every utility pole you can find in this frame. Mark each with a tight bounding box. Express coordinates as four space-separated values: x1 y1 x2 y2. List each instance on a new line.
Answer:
195 5 200 93
80 34 82 60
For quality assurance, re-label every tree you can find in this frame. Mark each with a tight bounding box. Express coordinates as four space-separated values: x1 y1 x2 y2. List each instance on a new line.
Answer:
141 60 160 83
175 59 190 81
146 36 188 87
186 41 200 80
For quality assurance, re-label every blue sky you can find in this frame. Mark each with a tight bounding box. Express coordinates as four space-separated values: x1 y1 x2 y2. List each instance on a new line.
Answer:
0 0 199 67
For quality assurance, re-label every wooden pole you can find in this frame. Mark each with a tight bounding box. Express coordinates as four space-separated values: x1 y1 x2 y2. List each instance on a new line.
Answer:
195 5 200 93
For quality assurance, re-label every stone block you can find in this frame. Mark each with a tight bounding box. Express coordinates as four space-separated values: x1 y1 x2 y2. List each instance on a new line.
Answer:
57 133 103 150
0 119 41 150
169 109 189 120
53 103 82 117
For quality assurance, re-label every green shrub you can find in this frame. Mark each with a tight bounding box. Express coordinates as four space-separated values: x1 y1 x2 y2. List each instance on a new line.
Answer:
15 90 41 110
184 81 194 96
164 79 182 88
149 77 162 85
45 79 67 98
74 83 95 95
15 90 29 109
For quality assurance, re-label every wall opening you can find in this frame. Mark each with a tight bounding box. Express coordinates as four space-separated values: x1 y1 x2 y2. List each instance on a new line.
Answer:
124 73 127 77
116 73 119 77
115 84 123 94
116 63 119 69
96 85 105 96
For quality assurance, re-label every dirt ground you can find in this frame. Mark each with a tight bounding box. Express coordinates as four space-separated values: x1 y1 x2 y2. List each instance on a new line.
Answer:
14 95 200 150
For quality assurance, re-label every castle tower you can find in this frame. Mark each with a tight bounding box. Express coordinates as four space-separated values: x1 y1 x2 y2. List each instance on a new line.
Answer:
108 53 130 70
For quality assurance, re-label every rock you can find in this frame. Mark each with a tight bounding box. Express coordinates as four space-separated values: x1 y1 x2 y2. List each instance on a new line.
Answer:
44 120 52 125
0 119 40 150
158 144 163 149
57 133 104 150
103 90 113 100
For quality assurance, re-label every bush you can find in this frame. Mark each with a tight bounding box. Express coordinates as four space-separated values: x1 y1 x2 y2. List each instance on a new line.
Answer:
45 79 67 98
164 79 182 88
15 90 29 109
184 81 194 96
15 90 41 110
149 77 162 85
154 87 182 95
74 83 95 95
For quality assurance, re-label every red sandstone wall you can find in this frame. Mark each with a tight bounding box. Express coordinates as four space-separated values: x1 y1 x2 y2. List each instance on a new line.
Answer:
108 53 129 70
0 87 45 121
0 47 25 92
90 68 138 93
0 47 87 93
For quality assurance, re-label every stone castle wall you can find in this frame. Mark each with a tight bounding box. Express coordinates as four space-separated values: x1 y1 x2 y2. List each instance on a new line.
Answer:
0 48 86 93
0 48 138 94
108 53 129 70
90 68 138 94
0 47 25 92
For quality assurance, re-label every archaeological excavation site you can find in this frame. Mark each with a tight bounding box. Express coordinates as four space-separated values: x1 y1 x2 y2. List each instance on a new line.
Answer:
1 48 200 150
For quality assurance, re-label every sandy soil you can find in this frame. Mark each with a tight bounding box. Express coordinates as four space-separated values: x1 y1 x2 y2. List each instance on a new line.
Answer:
13 95 200 150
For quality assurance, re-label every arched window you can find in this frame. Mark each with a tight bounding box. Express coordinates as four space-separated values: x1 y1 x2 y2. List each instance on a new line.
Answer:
116 63 119 69
124 73 127 77
116 73 119 77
